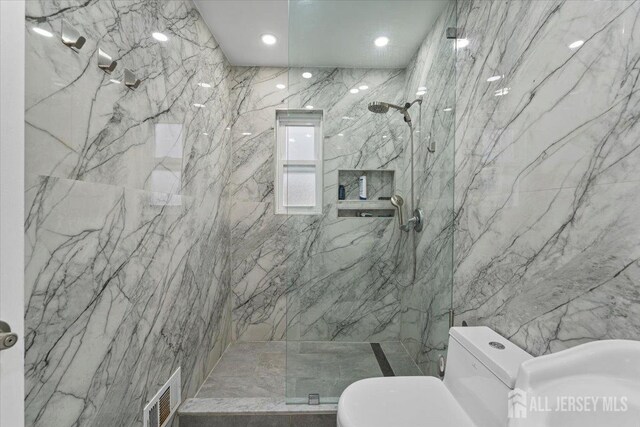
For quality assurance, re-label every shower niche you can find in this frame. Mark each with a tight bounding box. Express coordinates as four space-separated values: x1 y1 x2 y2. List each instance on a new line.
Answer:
336 169 395 218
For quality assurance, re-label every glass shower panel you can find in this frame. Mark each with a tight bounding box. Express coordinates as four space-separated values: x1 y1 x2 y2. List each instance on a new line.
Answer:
285 0 456 404
399 2 458 377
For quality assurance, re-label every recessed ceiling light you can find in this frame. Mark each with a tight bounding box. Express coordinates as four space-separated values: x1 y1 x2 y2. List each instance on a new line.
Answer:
202 132 209 136
487 75 502 82
337 133 344 137
242 132 252 136
305 105 314 109
152 32 168 42
382 135 388 139
198 82 212 88
276 83 286 89
302 72 313 79
342 116 352 120
374 36 389 47
350 88 359 94
416 90 426 96
568 40 584 49
261 34 277 45
193 103 206 108
359 85 369 90
418 86 427 91
443 107 453 112
32 27 53 38
109 79 121 84
305 133 312 138
225 127 231 130
455 38 469 49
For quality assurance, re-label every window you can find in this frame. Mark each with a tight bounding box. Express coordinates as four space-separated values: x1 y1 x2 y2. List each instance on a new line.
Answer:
275 110 323 215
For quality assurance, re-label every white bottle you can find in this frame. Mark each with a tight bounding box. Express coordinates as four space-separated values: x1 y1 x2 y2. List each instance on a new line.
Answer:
359 175 367 200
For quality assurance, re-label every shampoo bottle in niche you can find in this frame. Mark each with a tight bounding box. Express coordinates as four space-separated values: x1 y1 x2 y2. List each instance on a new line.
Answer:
359 175 367 200
338 185 346 200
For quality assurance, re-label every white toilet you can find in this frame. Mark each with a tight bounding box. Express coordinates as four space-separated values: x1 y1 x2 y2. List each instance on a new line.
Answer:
337 326 532 427
338 326 640 427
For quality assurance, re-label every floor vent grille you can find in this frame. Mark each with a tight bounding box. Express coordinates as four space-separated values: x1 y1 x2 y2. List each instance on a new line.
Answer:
143 367 181 427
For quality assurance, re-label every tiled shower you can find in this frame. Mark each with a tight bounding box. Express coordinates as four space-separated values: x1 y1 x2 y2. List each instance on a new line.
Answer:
20 0 640 426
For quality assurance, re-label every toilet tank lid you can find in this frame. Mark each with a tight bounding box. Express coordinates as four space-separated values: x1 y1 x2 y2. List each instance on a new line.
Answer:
449 326 532 388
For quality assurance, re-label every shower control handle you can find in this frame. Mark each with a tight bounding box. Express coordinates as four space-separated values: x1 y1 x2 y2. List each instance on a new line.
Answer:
400 208 424 233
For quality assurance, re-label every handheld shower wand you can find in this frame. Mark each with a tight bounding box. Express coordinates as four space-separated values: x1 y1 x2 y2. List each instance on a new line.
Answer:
390 194 405 229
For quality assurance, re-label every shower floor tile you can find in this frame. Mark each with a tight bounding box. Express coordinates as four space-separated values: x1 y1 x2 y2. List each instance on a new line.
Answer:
195 341 422 401
181 341 422 426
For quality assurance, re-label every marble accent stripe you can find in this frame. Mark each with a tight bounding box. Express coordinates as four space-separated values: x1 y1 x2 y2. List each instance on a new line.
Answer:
370 343 395 377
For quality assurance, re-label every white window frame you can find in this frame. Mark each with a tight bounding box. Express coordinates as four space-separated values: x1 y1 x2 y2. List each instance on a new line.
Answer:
275 109 323 215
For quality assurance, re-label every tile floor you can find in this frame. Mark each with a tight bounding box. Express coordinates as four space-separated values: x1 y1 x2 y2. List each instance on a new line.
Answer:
179 341 422 427
196 341 422 402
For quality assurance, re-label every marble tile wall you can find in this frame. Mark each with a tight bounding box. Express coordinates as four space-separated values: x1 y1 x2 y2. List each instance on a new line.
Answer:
230 67 412 342
24 1 233 426
399 2 457 375
453 0 640 356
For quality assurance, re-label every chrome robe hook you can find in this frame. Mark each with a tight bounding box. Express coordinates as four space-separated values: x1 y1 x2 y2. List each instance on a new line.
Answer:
124 68 141 89
98 48 117 73
61 20 86 50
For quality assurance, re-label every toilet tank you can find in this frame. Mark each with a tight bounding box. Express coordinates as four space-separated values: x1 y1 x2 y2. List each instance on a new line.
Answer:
443 327 532 427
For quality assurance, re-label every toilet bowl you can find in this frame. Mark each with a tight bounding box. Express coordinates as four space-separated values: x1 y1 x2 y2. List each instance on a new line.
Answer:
337 326 533 427
338 327 640 427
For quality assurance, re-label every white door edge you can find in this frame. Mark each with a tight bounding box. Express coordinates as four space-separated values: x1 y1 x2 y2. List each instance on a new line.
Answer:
0 1 26 426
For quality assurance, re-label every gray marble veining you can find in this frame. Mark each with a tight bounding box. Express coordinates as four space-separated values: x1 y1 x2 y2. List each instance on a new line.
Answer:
230 67 413 343
453 0 640 355
24 1 233 426
23 1 640 424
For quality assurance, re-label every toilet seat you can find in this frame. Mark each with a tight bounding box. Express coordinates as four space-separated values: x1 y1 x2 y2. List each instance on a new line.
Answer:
337 376 475 427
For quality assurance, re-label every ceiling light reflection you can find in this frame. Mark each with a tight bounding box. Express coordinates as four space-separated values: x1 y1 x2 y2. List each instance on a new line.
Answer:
32 27 53 38
456 38 469 49
569 40 584 49
152 32 169 42
261 34 277 45
374 36 389 47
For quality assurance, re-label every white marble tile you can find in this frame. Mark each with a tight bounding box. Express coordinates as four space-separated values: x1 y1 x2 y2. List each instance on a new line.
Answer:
230 67 413 342
24 1 233 426
453 0 640 356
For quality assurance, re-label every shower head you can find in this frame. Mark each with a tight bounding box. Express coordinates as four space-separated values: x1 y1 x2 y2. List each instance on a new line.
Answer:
368 101 391 114
368 101 415 125
368 101 404 114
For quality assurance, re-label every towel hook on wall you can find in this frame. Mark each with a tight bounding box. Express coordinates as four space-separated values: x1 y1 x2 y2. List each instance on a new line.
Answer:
97 47 117 74
61 20 86 50
124 68 141 90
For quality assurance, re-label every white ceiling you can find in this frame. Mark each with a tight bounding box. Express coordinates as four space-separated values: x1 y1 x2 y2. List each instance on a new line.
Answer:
193 0 449 69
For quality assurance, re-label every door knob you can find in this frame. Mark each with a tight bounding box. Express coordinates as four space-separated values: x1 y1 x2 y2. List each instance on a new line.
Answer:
0 320 18 351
